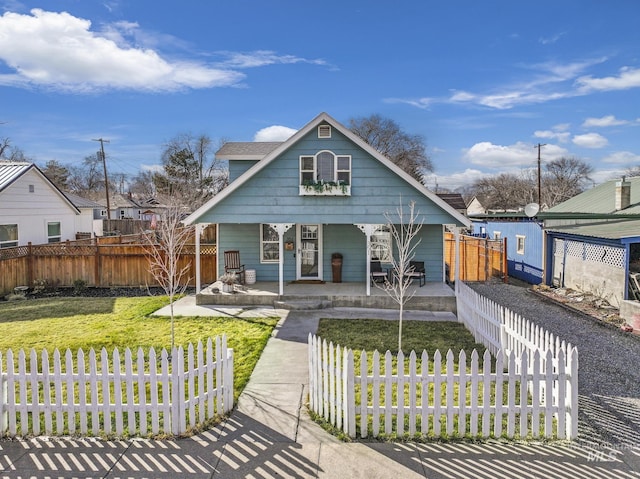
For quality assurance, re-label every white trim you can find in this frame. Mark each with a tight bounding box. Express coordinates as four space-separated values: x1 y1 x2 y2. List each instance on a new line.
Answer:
260 224 280 263
46 220 62 243
296 224 323 280
318 124 331 138
516 234 526 255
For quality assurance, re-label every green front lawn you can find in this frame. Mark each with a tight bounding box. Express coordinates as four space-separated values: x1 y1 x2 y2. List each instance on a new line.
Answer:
0 296 279 398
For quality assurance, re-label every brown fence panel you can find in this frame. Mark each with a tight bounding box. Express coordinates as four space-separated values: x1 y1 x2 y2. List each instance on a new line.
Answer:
444 232 507 283
0 242 217 295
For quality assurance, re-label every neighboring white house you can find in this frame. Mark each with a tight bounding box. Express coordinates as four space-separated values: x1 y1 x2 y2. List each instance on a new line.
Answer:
63 192 106 238
0 161 80 247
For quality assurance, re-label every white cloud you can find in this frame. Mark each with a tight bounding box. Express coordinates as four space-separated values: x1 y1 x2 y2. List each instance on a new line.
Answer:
572 132 608 148
426 169 491 190
216 50 328 69
0 9 245 92
253 125 297 142
601 151 640 164
582 115 629 128
539 32 565 45
577 66 640 92
0 9 330 93
391 57 623 110
463 141 568 169
534 130 570 143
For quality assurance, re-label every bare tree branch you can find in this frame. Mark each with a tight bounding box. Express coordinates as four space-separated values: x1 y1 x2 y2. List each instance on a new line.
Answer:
374 198 423 351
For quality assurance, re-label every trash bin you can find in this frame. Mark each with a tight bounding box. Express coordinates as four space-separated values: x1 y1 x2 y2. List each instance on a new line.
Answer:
331 252 343 283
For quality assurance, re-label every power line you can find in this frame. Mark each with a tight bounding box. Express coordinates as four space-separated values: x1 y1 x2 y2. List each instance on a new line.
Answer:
92 138 112 233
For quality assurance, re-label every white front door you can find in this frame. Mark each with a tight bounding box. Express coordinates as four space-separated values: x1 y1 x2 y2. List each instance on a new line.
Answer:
297 224 323 280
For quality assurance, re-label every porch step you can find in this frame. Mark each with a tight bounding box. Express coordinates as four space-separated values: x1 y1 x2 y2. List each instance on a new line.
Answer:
273 299 333 310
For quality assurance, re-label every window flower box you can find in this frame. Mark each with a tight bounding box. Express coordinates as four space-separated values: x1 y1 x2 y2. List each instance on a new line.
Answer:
299 181 351 196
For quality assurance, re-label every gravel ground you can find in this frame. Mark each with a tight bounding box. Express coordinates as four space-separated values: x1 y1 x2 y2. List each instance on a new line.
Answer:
469 280 640 450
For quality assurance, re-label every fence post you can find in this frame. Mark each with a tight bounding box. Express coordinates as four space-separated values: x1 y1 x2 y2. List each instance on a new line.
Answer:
0 352 5 434
27 242 33 287
171 346 185 435
94 244 101 287
502 237 508 282
345 348 356 438
568 347 579 439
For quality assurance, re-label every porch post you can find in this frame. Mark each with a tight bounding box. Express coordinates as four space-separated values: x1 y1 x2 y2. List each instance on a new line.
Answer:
270 223 294 295
194 223 205 293
356 224 384 296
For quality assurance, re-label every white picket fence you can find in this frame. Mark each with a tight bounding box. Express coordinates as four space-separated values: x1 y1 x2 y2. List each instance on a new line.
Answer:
0 336 234 437
308 282 579 440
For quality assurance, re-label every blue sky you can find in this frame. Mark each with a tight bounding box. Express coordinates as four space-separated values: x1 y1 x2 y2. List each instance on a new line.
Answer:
1 1 640 191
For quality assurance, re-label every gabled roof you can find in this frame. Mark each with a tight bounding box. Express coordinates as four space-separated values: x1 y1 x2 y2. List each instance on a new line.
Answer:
548 176 640 214
0 161 32 193
109 193 141 208
216 142 282 160
546 218 640 241
0 161 80 213
185 112 471 227
63 192 104 209
436 193 467 211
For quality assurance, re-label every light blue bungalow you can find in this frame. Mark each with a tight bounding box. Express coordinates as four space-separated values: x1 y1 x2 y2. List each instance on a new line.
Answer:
184 112 470 299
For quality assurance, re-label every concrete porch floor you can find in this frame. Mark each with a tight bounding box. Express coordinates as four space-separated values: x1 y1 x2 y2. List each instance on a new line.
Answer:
196 281 458 312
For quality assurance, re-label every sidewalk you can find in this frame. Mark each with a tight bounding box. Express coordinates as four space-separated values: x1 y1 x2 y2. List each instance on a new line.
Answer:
0 297 638 478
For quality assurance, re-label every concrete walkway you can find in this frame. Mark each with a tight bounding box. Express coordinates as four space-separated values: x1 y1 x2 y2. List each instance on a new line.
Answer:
0 297 638 478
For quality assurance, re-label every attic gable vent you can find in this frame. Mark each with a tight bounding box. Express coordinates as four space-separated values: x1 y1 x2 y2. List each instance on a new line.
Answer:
318 125 331 138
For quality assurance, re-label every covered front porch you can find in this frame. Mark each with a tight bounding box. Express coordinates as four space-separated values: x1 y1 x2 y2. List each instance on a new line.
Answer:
196 280 457 312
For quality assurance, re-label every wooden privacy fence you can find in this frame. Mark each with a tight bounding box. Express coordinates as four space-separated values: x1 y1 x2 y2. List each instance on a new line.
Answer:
309 336 577 440
0 241 217 296
0 336 234 438
444 231 507 282
308 281 578 440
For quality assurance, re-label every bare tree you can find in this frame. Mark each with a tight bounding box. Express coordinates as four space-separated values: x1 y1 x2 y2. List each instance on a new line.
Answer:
0 138 28 162
142 204 194 352
543 157 593 206
349 114 434 182
373 199 423 351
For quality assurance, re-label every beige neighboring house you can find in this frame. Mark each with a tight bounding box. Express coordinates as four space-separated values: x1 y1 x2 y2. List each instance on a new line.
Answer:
466 196 486 216
0 161 80 247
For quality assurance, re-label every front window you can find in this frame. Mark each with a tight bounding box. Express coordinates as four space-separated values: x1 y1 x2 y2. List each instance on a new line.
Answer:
47 222 61 243
371 226 392 262
516 235 525 255
299 150 351 186
0 224 18 248
261 224 279 263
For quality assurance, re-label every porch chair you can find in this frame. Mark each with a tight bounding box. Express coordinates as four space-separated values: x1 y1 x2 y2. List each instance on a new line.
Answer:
404 260 426 287
224 250 246 285
370 261 390 285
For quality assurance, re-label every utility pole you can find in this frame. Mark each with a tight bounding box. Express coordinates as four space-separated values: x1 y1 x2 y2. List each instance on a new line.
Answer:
535 143 546 205
92 138 111 234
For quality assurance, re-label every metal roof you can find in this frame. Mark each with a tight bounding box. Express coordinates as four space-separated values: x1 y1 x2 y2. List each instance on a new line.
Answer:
63 192 104 209
548 176 640 214
0 161 31 193
216 142 283 160
546 218 640 240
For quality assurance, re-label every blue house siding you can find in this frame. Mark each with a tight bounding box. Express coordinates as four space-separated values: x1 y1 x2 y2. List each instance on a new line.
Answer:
188 113 471 288
228 160 258 182
219 223 445 282
475 219 544 284
196 127 462 226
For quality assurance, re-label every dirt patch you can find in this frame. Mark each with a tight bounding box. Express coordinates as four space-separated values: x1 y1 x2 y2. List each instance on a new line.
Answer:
531 285 624 327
